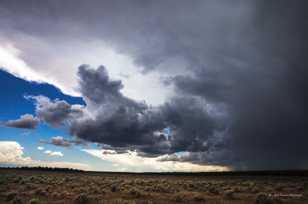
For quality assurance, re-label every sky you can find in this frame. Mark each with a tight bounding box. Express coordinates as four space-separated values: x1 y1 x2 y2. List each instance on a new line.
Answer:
0 0 307 172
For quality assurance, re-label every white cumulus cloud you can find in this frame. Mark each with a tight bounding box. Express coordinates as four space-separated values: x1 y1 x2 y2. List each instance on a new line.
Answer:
44 150 63 157
0 141 90 170
37 146 44 151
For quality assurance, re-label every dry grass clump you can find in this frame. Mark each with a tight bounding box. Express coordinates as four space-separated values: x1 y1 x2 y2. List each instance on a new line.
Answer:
251 187 260 194
128 188 143 198
19 179 26 185
34 188 47 196
274 184 284 192
51 192 61 199
174 195 184 203
0 177 5 185
6 191 18 202
173 192 202 203
74 193 89 204
192 194 206 202
11 197 23 204
208 187 219 195
24 183 36 191
111 184 118 192
28 198 40 204
223 189 235 200
109 199 138 204
254 193 282 204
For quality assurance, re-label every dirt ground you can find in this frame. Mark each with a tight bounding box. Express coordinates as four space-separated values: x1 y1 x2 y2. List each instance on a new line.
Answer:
0 169 307 204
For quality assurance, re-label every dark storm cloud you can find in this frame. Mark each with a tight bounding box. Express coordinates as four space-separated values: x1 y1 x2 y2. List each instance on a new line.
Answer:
78 65 145 110
40 136 86 147
71 65 166 148
0 0 255 73
226 0 308 170
2 0 308 169
31 66 222 157
163 0 308 169
3 114 39 129
135 96 226 157
72 66 224 156
27 95 84 127
159 97 226 154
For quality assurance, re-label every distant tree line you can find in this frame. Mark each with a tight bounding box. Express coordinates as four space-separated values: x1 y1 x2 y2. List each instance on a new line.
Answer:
0 166 84 172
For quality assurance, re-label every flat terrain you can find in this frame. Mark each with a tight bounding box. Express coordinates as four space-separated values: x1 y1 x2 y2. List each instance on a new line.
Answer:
0 169 308 204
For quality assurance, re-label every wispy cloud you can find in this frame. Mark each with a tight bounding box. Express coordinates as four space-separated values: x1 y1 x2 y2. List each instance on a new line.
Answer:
40 136 87 147
37 146 44 151
44 150 63 157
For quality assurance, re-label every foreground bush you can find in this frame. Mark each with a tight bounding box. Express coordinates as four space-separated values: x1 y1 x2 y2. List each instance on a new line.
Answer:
74 193 89 204
254 193 282 204
28 198 40 204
